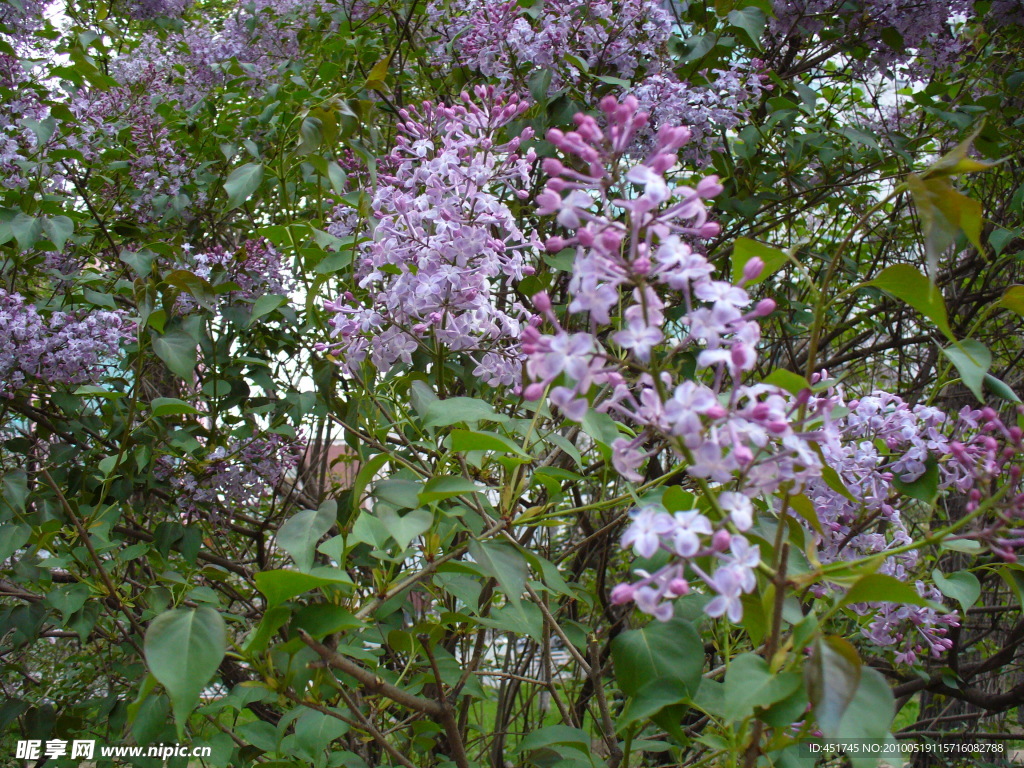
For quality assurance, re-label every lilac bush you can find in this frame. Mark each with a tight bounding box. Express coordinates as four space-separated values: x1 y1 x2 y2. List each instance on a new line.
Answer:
2 0 1024 764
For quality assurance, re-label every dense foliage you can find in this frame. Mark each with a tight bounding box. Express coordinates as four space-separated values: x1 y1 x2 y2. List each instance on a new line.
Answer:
2 0 1024 766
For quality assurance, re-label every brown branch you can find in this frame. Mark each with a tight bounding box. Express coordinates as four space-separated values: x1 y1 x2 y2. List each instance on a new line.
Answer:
297 629 444 718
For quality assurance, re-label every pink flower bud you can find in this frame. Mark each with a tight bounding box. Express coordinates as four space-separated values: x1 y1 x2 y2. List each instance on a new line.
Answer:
696 175 724 198
668 578 690 596
699 221 721 237
712 529 731 552
542 157 566 177
523 382 546 401
546 236 568 252
742 257 765 282
533 292 551 312
754 298 776 317
705 404 727 420
610 583 636 605
649 153 676 174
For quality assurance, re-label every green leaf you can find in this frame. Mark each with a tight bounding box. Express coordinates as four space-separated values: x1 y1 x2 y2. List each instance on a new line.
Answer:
41 216 73 251
373 478 423 509
762 369 811 395
152 328 198 380
327 162 347 196
612 615 703 738
45 583 91 623
351 453 389 512
292 709 349 761
932 569 980 611
144 607 226 732
940 339 991 402
728 6 765 49
223 162 264 210
891 456 940 503
375 507 432 550
295 116 323 156
449 429 529 458
249 294 288 326
617 678 689 732
867 264 954 342
722 653 802 723
789 493 823 536
0 523 31 562
292 603 362 639
922 122 1002 178
418 476 484 505
150 398 202 418
517 725 591 755
581 409 620 448
364 53 391 91
11 212 42 250
906 173 983 278
255 568 353 608
806 635 861 738
277 501 338 572
423 397 508 427
999 285 1024 318
833 666 895 762
984 373 1021 403
839 574 932 608
468 539 528 609
1 470 28 514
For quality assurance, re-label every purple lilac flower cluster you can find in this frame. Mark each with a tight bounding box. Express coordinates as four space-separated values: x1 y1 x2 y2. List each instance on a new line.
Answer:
612 501 760 622
802 387 1022 661
118 0 191 19
428 0 673 87
522 95 1024 664
1 54 51 190
155 433 303 519
110 0 349 108
630 69 768 164
769 0 973 75
64 86 196 221
523 95 817 492
0 0 47 47
803 385 959 661
987 0 1024 26
0 290 135 396
173 239 293 313
521 95 822 620
321 87 536 386
427 0 764 164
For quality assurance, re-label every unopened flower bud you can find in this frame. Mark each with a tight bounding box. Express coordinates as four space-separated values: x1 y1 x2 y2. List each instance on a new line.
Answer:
712 529 731 552
668 578 690 596
546 236 568 252
542 157 566 177
742 257 765 282
610 583 636 605
523 382 545 401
